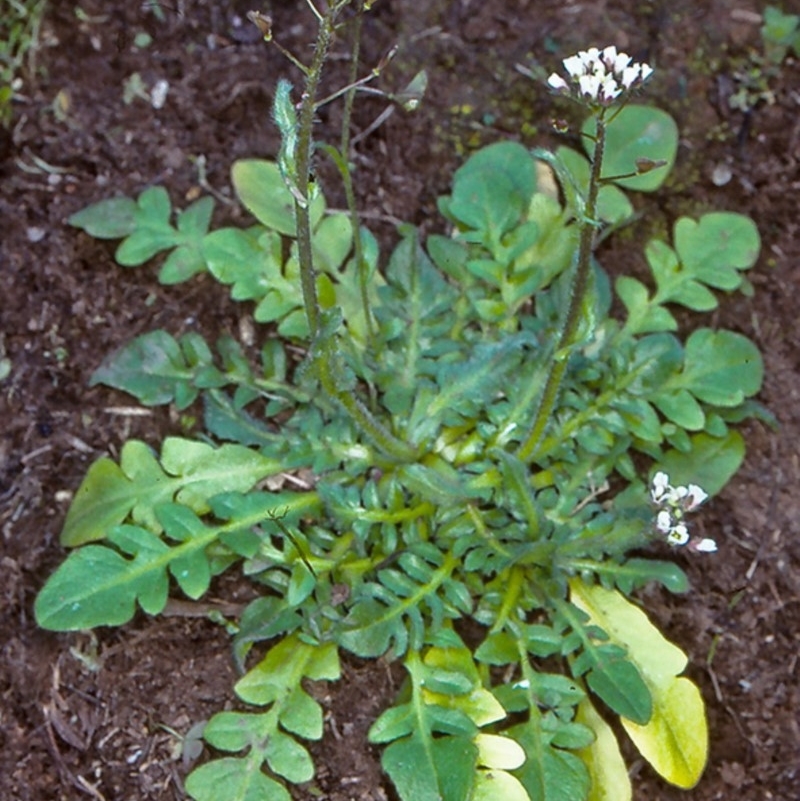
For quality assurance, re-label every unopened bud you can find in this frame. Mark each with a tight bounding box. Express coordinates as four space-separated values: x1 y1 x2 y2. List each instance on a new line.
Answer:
635 157 667 174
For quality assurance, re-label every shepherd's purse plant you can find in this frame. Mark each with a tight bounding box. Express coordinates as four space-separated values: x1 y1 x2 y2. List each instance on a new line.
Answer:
36 5 767 800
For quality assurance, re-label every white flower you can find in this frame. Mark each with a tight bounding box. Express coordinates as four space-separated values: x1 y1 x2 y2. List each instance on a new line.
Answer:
600 74 621 101
667 524 690 546
601 45 618 66
656 510 673 533
685 484 708 511
548 46 653 106
611 51 632 73
563 54 584 78
621 63 641 88
651 471 670 502
650 471 712 551
580 47 600 68
691 538 718 553
579 73 602 100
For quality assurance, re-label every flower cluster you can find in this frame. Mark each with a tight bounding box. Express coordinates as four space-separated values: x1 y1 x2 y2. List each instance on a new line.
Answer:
650 471 717 553
547 46 653 105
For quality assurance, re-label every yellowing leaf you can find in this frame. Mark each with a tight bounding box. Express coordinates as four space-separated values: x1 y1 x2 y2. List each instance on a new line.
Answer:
422 686 507 727
569 580 709 788
472 769 530 801
475 734 526 770
569 579 686 686
575 699 631 801
621 678 707 788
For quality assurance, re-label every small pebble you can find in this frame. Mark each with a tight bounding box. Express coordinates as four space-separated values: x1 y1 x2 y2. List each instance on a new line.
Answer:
711 163 733 186
151 79 169 109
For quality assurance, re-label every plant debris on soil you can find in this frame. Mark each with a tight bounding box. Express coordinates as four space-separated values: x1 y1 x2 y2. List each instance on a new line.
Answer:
1 1 799 799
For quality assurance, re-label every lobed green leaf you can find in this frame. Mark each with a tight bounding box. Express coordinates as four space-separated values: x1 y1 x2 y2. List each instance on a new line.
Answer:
187 636 340 801
59 437 284 546
34 518 212 630
508 721 590 801
186 757 291 801
675 328 763 406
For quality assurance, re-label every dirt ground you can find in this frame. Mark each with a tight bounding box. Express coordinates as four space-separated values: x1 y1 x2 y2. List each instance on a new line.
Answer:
1 0 799 799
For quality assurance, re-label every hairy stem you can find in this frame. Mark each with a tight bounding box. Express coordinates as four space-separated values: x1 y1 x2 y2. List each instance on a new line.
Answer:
292 2 415 461
339 3 376 339
294 5 341 335
517 111 607 462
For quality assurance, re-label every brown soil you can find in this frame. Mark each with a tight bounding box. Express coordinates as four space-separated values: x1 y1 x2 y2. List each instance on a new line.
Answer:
2 1 799 799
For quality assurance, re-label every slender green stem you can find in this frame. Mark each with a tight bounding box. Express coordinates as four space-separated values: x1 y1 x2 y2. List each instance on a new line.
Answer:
517 111 607 462
316 335 418 460
339 3 376 338
294 5 340 336
489 565 524 634
466 505 513 560
291 2 414 461
273 40 311 75
303 0 324 23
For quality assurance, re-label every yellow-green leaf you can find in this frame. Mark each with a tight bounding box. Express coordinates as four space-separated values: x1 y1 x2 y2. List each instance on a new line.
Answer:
620 678 707 788
472 769 531 801
569 580 709 788
575 699 631 801
475 734 526 770
569 580 686 688
422 686 506 727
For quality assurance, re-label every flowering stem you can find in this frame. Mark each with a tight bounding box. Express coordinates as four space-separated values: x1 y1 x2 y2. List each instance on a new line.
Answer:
294 7 339 336
292 1 415 463
517 110 607 462
339 3 376 339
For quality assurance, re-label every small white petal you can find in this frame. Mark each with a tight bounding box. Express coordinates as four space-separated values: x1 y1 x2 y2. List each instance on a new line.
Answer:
693 538 718 553
667 524 690 546
640 63 654 81
547 73 568 90
613 52 632 73
563 55 584 78
602 45 618 66
621 64 641 88
600 75 621 101
653 471 670 488
685 484 708 510
651 471 670 502
579 73 601 100
656 510 673 533
582 47 600 66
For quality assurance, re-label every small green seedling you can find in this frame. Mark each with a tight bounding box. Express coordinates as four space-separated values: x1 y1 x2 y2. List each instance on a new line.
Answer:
761 5 800 64
728 5 800 113
0 0 47 127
